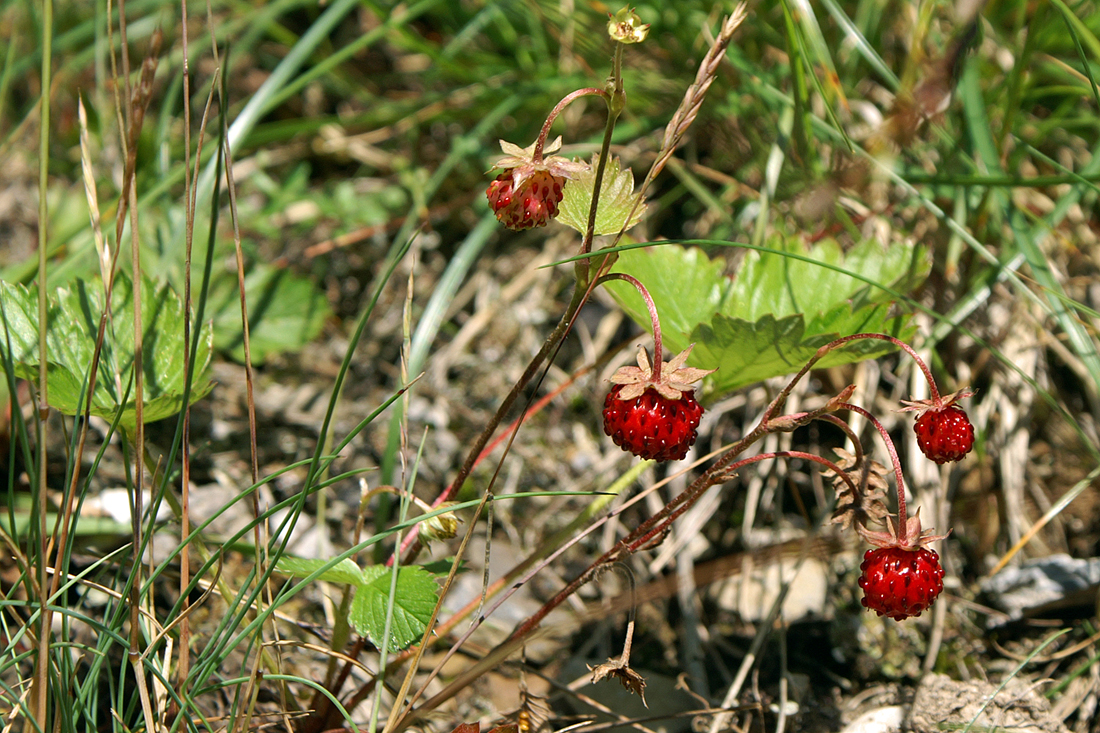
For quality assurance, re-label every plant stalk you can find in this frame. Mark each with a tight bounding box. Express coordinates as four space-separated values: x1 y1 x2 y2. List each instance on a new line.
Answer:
33 0 53 726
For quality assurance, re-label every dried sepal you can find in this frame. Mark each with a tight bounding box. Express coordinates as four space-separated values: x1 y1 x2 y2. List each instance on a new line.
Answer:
490 136 588 181
609 344 715 401
857 508 951 551
663 345 713 391
589 658 647 707
898 388 975 414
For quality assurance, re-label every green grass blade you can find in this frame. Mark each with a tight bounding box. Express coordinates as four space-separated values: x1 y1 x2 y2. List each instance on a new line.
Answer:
195 0 361 202
816 0 899 88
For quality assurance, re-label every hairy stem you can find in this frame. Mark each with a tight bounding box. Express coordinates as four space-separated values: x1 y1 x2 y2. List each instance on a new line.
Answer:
533 87 608 161
597 273 663 376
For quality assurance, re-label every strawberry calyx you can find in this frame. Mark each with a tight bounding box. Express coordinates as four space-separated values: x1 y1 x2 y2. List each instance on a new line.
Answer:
857 508 950 552
488 136 589 195
898 387 974 416
609 344 715 402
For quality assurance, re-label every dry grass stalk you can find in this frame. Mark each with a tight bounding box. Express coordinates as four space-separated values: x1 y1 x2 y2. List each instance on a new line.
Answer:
639 4 748 198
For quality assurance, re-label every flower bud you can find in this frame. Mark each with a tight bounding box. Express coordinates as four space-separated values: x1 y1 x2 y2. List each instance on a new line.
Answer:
420 503 459 543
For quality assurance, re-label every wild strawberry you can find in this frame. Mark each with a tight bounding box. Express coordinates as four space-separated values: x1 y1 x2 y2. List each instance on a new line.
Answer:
486 136 588 230
858 546 944 621
914 406 974 464
856 511 949 621
901 390 975 464
603 384 704 462
602 345 714 462
486 170 563 230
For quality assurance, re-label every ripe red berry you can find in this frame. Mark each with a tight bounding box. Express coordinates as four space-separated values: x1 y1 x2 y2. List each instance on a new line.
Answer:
914 405 974 464
858 546 944 621
602 384 703 462
486 170 564 230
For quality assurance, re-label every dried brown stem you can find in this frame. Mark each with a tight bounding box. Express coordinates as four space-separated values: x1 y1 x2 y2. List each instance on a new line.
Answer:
634 6 747 207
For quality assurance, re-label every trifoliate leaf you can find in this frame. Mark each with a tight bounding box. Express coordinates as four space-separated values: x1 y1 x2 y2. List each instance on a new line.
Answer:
557 155 646 236
0 274 213 433
605 234 930 398
351 565 439 650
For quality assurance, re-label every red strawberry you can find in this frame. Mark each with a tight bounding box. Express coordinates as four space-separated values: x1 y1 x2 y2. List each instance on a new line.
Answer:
856 511 950 622
603 384 703 462
901 389 975 464
602 345 714 462
914 405 974 464
858 546 944 621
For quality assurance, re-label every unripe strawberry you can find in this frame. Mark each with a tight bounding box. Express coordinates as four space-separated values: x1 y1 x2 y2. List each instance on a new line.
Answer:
858 546 944 621
485 137 587 231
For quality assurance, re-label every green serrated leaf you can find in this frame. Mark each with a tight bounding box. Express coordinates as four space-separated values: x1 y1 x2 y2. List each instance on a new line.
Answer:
724 237 916 322
558 155 646 236
0 274 214 432
350 565 439 651
274 556 365 586
690 313 809 389
605 235 929 398
690 307 915 395
209 263 331 364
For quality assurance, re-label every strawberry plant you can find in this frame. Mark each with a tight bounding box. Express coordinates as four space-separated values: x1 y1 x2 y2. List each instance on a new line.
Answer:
373 8 978 723
5 2 1098 733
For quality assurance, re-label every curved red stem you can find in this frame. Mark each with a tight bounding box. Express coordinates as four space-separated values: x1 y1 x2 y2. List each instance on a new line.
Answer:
597 272 663 378
534 88 608 161
836 401 910 541
824 333 942 404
